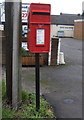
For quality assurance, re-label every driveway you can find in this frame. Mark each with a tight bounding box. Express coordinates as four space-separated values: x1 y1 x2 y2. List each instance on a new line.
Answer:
22 38 82 118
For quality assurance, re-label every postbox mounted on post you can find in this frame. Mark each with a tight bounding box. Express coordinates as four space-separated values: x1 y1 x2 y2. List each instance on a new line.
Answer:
27 3 51 53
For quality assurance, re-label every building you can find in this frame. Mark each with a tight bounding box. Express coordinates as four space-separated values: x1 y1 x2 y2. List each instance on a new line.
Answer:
0 2 5 24
73 1 84 40
51 13 82 38
0 2 82 39
74 19 84 40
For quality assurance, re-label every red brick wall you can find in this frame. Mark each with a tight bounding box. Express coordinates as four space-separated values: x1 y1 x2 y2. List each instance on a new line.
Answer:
51 38 59 65
74 21 84 40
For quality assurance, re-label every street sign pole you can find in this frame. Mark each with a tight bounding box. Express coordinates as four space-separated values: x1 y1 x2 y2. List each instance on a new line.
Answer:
35 53 40 112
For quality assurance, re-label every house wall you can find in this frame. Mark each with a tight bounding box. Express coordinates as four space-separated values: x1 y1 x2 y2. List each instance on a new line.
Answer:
51 24 74 38
74 20 84 40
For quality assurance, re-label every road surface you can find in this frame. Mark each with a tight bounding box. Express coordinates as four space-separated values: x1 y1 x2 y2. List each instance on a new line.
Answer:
22 38 82 118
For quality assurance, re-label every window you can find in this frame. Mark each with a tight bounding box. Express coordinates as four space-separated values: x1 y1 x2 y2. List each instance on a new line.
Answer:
60 27 64 30
60 26 73 31
65 27 73 30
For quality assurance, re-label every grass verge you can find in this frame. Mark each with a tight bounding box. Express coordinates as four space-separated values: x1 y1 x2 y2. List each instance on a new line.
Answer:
2 82 56 119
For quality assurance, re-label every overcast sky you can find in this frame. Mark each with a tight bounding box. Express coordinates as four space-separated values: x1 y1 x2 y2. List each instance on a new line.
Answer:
22 0 83 15
0 0 83 15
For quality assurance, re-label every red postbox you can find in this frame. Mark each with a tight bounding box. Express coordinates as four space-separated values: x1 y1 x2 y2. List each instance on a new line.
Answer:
27 3 51 53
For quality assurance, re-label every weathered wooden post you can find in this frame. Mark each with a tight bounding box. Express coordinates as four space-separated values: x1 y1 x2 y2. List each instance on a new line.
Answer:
0 22 2 120
5 0 22 109
5 2 13 105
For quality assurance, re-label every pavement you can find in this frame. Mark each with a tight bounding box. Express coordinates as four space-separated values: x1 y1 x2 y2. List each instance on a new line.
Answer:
22 38 82 118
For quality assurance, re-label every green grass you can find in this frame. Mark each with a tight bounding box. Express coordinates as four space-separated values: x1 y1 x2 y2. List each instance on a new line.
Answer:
2 84 56 119
2 81 6 100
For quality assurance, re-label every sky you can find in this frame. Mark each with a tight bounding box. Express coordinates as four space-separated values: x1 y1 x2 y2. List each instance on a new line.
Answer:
0 0 83 15
22 0 84 15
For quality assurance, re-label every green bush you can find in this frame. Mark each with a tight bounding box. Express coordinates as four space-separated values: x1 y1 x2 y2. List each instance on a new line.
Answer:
21 47 35 57
21 48 27 57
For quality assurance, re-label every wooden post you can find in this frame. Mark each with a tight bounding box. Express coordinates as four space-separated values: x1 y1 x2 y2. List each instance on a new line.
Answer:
18 1 22 106
5 2 13 104
0 20 2 120
5 1 22 109
12 1 22 109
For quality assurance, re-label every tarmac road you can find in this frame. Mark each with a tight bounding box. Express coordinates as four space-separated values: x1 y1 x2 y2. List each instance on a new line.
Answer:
42 38 82 118
22 38 82 118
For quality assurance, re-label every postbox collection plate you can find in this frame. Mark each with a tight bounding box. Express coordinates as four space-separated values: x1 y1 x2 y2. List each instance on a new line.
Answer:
36 29 45 45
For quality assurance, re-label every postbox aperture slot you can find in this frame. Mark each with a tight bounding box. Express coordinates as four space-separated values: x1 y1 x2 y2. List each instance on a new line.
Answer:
32 10 50 15
36 28 45 46
32 12 50 15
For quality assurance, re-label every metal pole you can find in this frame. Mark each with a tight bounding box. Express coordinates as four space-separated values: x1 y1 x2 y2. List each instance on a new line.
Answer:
35 53 40 112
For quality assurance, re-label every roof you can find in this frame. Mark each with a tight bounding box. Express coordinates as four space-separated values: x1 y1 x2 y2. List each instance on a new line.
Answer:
51 14 83 25
74 19 84 22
